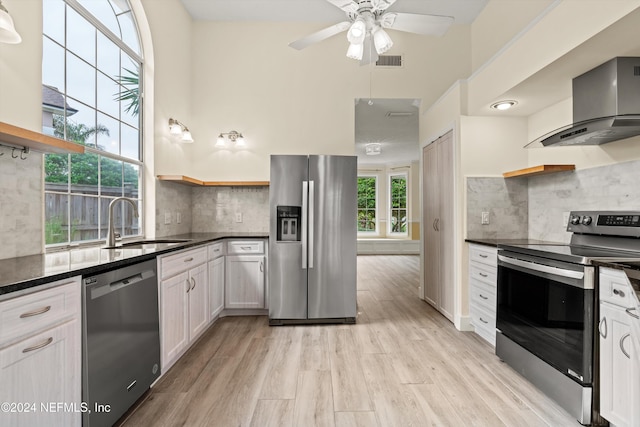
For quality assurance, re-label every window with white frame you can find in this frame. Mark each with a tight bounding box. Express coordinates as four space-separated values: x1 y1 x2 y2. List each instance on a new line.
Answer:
357 176 377 233
42 0 143 246
388 173 408 235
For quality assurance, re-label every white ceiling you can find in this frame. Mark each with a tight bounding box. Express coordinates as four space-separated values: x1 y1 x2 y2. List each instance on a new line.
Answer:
179 0 488 24
178 0 489 164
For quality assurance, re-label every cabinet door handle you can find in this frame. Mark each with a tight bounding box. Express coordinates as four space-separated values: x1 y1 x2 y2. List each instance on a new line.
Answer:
186 279 191 293
479 317 488 324
22 337 53 353
190 277 196 290
20 305 52 318
479 294 488 300
435 218 440 231
620 333 631 359
432 219 437 231
625 307 639 319
184 257 194 263
478 272 488 278
613 288 625 298
479 254 488 258
599 317 607 338
260 261 264 272
241 246 252 251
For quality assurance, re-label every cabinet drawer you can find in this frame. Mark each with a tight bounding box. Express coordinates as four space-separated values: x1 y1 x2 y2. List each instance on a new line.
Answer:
208 242 225 260
600 269 635 308
469 262 497 287
469 278 496 312
227 241 264 255
470 302 496 345
0 277 80 348
469 244 497 267
160 247 207 280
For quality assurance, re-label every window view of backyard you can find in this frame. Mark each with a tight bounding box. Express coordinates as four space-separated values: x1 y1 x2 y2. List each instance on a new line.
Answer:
42 0 143 245
389 174 407 234
357 176 377 232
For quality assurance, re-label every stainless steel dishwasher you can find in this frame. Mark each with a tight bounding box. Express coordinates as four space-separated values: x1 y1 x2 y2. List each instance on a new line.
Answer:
82 258 160 427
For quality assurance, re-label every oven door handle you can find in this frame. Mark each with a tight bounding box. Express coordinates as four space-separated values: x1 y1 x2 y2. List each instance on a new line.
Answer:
497 255 584 280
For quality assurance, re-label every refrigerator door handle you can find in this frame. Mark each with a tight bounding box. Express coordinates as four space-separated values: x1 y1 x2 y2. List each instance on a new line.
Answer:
302 180 308 269
309 180 315 269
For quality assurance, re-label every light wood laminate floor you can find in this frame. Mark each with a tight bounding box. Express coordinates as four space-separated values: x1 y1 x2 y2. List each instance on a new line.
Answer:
120 255 579 427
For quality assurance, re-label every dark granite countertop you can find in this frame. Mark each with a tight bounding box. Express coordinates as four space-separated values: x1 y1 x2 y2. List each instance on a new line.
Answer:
0 232 268 300
465 238 564 248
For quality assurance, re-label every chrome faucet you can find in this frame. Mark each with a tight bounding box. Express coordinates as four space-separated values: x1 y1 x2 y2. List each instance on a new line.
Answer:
106 197 139 247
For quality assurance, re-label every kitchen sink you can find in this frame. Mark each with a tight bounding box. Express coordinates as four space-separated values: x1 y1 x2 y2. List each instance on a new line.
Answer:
103 239 192 249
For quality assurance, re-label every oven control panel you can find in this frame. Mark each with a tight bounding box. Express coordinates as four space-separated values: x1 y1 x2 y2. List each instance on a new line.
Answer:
597 214 640 227
568 211 640 237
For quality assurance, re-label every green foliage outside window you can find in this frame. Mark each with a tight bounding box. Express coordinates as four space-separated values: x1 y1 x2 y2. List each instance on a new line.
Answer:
390 175 407 233
357 176 376 232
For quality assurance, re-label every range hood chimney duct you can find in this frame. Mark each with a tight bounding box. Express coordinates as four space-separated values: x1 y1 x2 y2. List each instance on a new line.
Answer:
528 57 640 147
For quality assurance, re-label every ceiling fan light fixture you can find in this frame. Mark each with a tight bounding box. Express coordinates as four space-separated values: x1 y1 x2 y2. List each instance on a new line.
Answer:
372 26 393 54
347 18 366 45
346 42 364 60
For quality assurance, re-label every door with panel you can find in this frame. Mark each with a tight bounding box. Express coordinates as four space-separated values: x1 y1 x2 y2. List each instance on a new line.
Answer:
188 263 209 340
421 130 454 320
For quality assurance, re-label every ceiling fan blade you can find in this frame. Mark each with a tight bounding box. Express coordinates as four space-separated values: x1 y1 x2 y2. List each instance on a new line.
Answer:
326 0 359 14
289 21 351 50
381 12 454 37
360 35 379 66
371 0 397 12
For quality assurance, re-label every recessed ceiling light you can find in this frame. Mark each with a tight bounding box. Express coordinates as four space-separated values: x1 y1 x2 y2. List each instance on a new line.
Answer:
490 100 518 111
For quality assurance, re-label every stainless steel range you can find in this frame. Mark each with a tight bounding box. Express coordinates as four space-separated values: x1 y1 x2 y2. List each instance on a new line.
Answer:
497 211 640 426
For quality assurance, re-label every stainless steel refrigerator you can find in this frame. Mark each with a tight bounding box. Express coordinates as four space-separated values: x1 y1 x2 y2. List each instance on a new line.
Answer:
269 155 357 325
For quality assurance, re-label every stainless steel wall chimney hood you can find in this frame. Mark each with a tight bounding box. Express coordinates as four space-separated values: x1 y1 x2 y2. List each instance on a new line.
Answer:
528 57 640 147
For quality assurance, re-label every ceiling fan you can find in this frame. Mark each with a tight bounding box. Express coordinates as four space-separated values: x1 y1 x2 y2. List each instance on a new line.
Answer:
288 0 454 65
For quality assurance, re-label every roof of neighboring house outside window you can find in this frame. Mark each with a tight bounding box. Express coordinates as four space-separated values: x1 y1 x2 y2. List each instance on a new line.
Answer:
42 84 78 116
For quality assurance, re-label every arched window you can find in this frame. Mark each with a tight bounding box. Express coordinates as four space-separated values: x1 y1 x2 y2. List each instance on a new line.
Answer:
42 0 144 246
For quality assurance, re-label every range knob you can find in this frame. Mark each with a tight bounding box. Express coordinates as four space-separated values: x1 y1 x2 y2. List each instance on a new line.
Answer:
581 216 593 225
570 215 581 225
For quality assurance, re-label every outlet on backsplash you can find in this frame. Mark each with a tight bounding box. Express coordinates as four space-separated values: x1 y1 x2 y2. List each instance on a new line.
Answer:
235 212 243 223
481 211 490 225
164 212 171 224
177 212 182 224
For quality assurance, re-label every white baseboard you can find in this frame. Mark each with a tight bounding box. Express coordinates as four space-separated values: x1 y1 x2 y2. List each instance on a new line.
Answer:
357 239 420 255
456 314 474 332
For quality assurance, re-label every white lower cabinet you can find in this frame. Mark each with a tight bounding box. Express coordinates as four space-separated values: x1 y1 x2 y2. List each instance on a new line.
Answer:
468 244 497 346
225 255 265 309
0 277 81 427
208 256 225 320
599 267 635 427
159 247 208 372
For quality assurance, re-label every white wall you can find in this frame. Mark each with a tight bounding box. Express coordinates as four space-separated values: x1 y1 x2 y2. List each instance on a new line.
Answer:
181 21 472 181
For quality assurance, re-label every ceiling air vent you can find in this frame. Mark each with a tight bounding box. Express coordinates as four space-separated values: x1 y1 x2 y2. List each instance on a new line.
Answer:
376 55 402 67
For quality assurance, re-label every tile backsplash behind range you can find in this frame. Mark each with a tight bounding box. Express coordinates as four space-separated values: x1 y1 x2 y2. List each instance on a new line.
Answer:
528 160 640 242
466 160 640 243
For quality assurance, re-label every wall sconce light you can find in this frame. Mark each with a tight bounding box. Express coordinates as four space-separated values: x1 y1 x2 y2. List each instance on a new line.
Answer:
365 142 382 155
168 118 193 143
216 130 245 147
0 0 21 44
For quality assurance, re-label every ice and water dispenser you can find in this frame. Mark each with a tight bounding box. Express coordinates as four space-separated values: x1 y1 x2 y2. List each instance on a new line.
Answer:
276 206 301 242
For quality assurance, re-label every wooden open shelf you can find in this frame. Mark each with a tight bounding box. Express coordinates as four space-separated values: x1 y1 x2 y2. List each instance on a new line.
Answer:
0 121 84 154
157 175 269 187
503 164 575 178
